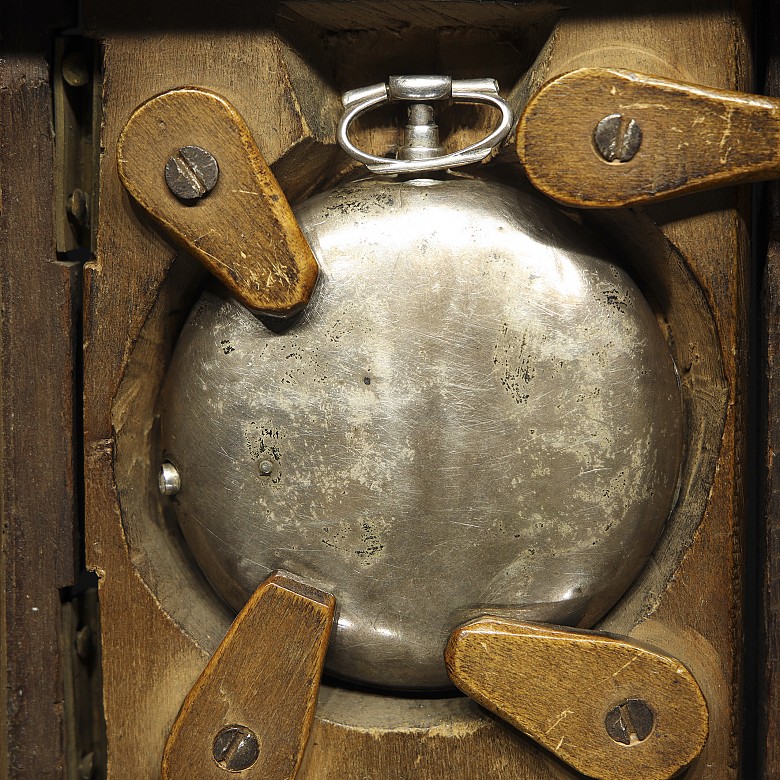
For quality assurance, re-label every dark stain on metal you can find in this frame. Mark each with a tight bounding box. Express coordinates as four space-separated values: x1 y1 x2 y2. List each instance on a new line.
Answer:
355 520 384 562
603 287 631 313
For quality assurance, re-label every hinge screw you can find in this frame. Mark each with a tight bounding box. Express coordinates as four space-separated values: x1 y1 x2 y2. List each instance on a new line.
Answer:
77 751 96 780
75 625 94 661
62 52 91 88
593 114 642 163
212 725 260 772
67 189 89 226
165 146 219 202
605 699 655 744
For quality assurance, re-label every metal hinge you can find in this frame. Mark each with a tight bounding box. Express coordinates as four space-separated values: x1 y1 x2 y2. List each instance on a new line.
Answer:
54 36 100 258
60 575 106 780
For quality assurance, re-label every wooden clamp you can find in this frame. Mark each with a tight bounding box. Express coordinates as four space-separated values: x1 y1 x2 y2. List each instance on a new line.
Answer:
446 618 708 780
162 571 335 780
118 88 319 317
517 67 780 208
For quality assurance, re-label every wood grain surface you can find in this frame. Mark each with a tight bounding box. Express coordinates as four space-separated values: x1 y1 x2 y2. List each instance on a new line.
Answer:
761 181 780 779
0 6 80 777
446 618 708 780
118 88 320 317
518 67 780 207
162 572 334 780
537 8 750 779
82 4 750 778
84 27 345 779
760 2 780 775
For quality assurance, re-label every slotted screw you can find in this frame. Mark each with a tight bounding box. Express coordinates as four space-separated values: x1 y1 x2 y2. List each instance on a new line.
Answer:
212 725 260 772
67 188 89 225
605 699 655 744
62 51 91 88
593 114 643 163
77 751 95 780
164 146 219 201
75 625 93 661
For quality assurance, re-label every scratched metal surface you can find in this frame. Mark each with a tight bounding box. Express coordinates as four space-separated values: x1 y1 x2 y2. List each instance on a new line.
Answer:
161 176 683 690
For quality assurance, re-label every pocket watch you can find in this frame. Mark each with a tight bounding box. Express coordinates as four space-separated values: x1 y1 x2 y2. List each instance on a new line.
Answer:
158 76 683 691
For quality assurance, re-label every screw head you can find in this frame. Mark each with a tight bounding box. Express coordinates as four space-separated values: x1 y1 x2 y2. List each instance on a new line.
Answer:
67 188 89 225
77 751 96 780
605 699 655 745
165 146 219 202
62 51 91 88
158 462 181 496
212 725 260 772
593 114 642 163
75 625 94 661
259 460 274 476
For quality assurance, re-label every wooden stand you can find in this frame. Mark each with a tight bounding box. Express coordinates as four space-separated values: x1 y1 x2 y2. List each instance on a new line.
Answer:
162 572 334 780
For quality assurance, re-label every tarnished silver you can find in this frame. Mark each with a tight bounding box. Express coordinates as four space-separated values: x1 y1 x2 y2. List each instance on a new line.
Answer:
161 174 683 690
388 75 452 101
593 114 643 163
158 461 181 496
337 76 513 173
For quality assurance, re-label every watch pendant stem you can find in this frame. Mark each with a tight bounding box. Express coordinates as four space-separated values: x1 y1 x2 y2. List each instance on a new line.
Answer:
398 103 445 161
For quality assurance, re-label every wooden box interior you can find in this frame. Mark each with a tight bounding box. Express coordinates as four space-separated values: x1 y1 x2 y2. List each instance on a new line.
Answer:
81 2 750 776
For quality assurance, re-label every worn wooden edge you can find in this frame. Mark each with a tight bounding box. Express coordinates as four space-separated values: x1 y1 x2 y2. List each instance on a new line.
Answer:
161 571 335 780
760 3 780 774
117 87 320 317
0 28 81 780
446 618 709 780
760 185 779 779
517 67 780 208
